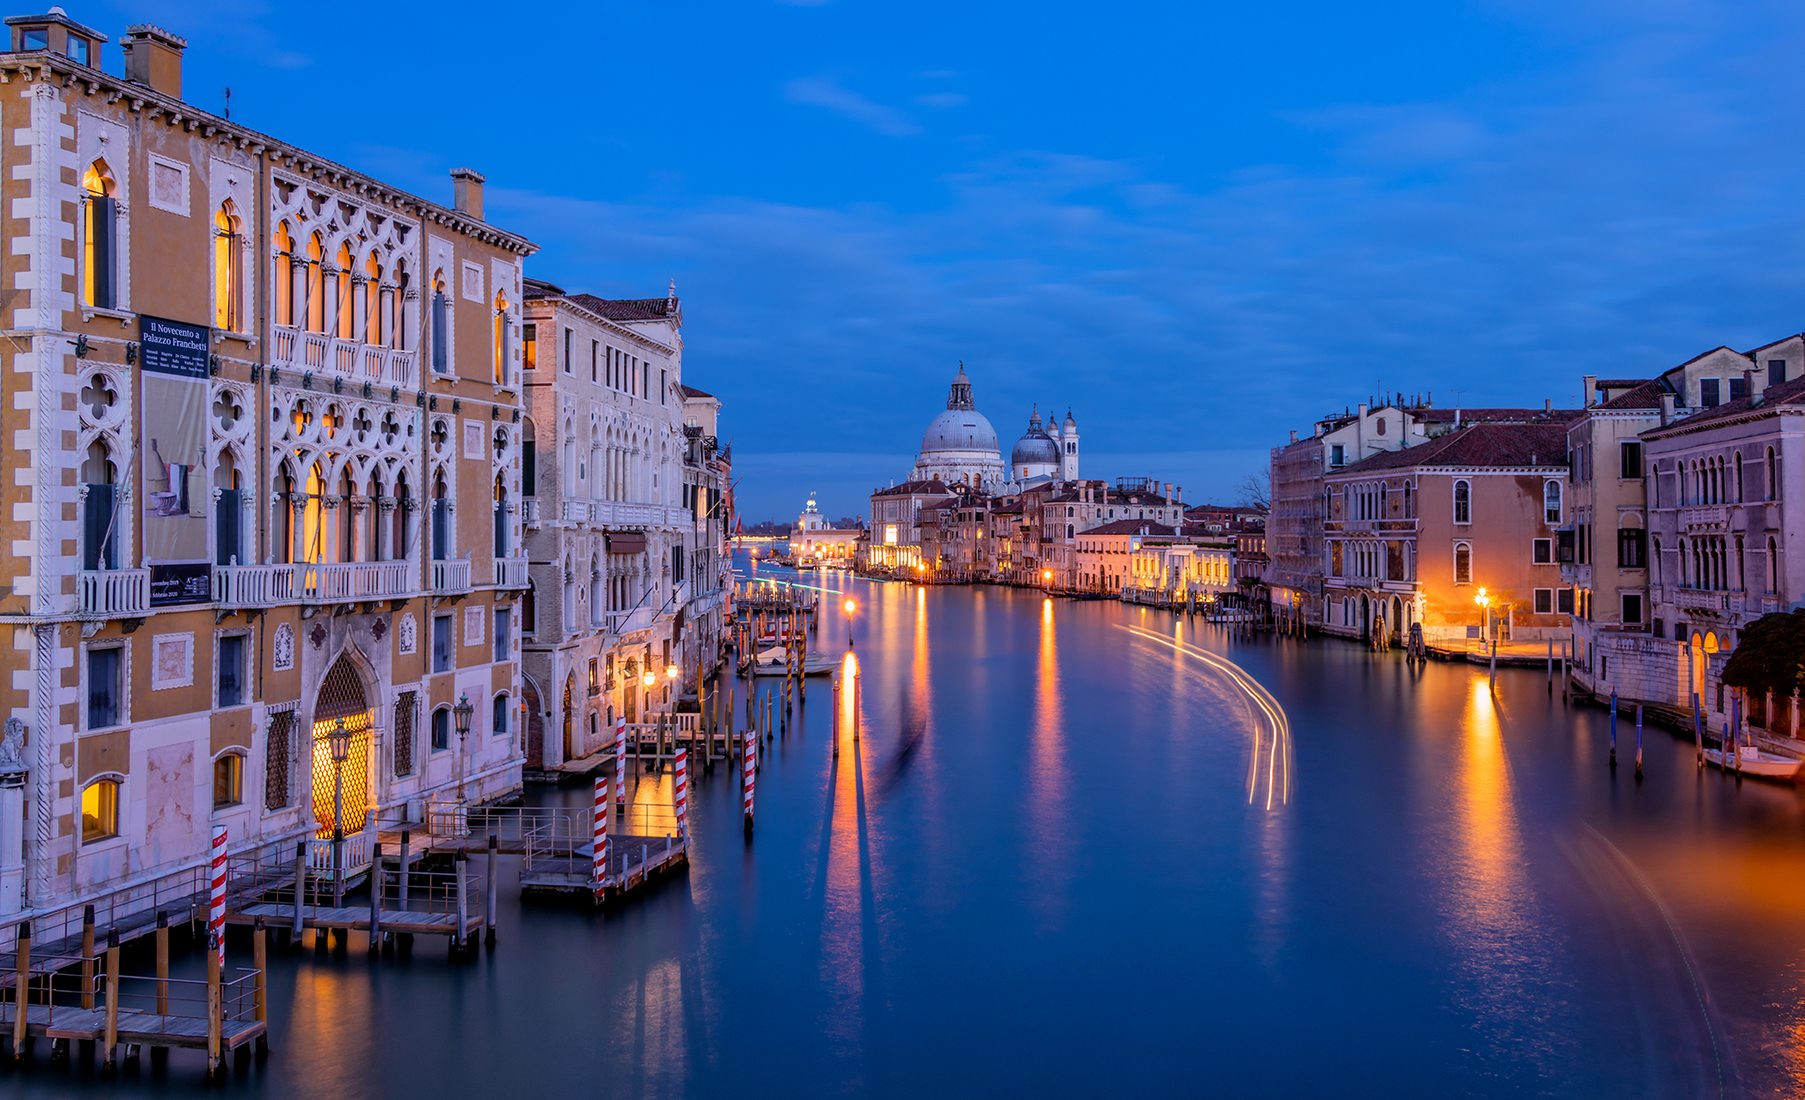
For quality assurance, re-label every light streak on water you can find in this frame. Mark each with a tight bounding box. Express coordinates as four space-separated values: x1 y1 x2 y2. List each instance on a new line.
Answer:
1123 624 1293 809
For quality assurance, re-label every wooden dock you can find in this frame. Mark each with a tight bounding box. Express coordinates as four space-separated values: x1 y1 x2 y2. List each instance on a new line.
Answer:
519 832 688 900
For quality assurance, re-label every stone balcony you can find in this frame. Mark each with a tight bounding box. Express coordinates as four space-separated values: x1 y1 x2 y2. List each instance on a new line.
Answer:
1679 505 1729 531
79 568 150 617
611 607 655 636
493 557 529 589
560 499 591 525
521 497 541 528
295 560 413 602
271 326 416 390
212 562 296 608
431 557 473 595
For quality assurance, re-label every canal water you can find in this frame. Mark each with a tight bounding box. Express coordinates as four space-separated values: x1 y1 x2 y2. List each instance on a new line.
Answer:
25 567 1805 1097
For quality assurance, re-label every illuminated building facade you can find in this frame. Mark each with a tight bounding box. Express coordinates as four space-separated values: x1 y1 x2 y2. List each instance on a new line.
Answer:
0 12 535 917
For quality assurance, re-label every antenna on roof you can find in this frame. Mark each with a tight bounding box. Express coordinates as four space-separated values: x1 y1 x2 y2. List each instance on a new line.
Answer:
223 86 231 120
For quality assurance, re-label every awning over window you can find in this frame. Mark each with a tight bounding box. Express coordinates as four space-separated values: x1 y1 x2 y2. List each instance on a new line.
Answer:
608 533 647 555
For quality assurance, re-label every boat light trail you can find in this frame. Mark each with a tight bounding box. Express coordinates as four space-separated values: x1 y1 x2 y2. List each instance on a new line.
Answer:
1124 625 1294 809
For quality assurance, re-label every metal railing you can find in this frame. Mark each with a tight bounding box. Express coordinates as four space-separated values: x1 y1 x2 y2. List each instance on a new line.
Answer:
373 860 480 918
79 568 150 617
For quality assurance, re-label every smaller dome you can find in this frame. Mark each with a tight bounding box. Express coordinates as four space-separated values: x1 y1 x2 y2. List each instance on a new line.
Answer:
1011 427 1060 467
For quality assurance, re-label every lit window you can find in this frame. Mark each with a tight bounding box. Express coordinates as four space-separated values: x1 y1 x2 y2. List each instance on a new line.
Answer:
81 778 119 844
213 754 243 809
82 161 116 309
213 202 243 331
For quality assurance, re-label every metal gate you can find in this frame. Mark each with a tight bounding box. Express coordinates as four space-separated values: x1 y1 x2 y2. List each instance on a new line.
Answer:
311 654 372 837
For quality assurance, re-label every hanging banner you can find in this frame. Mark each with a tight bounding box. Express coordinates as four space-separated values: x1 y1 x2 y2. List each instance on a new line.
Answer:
139 314 211 606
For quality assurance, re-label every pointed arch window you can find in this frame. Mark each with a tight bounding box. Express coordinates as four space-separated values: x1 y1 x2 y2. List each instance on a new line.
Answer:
1543 479 1562 525
364 253 383 345
493 290 511 386
214 201 243 331
273 221 295 327
1453 541 1472 584
333 242 354 339
81 439 119 570
304 233 326 333
82 161 117 309
430 270 450 374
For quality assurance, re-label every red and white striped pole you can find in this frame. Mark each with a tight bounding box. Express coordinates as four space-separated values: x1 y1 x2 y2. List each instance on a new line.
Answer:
741 729 756 834
592 775 609 893
614 715 628 808
674 748 689 839
208 824 227 968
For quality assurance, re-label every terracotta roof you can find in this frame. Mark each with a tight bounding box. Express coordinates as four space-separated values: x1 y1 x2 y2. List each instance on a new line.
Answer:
1412 407 1582 425
873 479 950 497
1595 379 1666 411
1643 375 1805 438
1081 520 1177 537
569 294 677 322
679 383 714 399
1335 422 1570 473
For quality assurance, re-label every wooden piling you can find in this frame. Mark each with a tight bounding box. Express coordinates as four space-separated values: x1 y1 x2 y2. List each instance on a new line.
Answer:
152 910 171 1016
205 938 223 1080
79 904 96 1009
485 834 499 946
1608 689 1618 767
12 920 29 1061
291 840 307 940
454 853 470 958
102 930 119 1074
368 842 384 953
253 919 269 1055
1635 704 1645 779
398 828 412 913
1546 638 1554 692
1693 691 1705 766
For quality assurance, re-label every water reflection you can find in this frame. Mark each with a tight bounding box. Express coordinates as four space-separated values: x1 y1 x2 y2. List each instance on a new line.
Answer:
1025 597 1068 929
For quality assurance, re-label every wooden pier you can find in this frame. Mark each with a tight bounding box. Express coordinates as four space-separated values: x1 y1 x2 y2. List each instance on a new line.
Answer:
519 832 689 900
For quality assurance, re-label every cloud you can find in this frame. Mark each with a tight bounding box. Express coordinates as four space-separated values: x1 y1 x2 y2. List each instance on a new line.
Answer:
784 76 921 136
915 92 967 110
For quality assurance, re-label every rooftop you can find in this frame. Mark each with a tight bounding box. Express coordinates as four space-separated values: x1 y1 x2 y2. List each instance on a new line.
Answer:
1335 421 1573 474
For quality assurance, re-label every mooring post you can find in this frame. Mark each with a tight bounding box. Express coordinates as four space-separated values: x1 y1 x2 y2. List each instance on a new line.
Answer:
484 834 499 947
1635 704 1645 780
593 775 610 897
742 729 756 835
80 903 96 1009
368 843 384 953
1546 637 1554 692
205 936 223 1081
11 920 27 1062
398 828 412 912
454 853 470 959
1609 689 1618 768
253 918 269 1055
1488 639 1497 686
1693 691 1705 767
291 841 307 941
101 930 119 1075
155 910 170 1015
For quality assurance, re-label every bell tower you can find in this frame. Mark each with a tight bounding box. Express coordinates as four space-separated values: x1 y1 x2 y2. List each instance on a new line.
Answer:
1059 408 1079 481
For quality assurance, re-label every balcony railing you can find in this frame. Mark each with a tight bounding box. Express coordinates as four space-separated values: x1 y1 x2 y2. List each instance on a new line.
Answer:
561 499 591 525
431 557 473 595
272 325 416 388
494 556 529 588
1680 505 1729 531
79 568 150 617
521 497 542 527
611 607 655 636
212 562 296 608
1668 586 1729 613
295 560 413 602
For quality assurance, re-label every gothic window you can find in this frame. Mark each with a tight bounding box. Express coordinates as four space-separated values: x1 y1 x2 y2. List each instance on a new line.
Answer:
431 270 450 374
274 221 295 326
304 232 325 333
364 252 383 345
334 242 354 339
494 290 511 386
81 439 119 570
82 161 117 309
214 201 243 331
1543 480 1562 525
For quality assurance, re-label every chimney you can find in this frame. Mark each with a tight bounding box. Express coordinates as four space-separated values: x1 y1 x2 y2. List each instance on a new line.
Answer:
1544 398 1552 413
1289 430 1298 444
1659 392 1676 426
451 168 486 220
1582 375 1597 407
121 24 185 99
1744 368 1755 401
1163 481 1172 505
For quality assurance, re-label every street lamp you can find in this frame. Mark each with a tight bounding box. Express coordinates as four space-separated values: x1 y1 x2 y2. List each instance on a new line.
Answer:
453 691 474 804
328 718 351 906
1042 568 1053 590
843 597 858 650
1474 587 1492 654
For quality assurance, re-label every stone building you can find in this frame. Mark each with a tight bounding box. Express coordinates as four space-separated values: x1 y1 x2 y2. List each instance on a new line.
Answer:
517 282 724 770
0 12 534 916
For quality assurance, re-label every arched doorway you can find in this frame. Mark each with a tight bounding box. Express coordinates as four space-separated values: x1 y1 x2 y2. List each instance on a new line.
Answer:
523 676 545 770
1359 594 1371 640
561 674 576 765
311 654 372 837
1390 596 1404 642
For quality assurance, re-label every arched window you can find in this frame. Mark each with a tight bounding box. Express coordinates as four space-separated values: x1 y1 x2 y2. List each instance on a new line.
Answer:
1734 453 1745 502
274 463 296 564
273 221 295 327
392 261 410 350
212 751 245 809
431 469 450 562
493 290 511 385
431 705 451 752
393 469 414 561
1543 479 1562 524
1769 535 1780 594
1651 537 1662 584
430 270 449 374
523 580 537 635
81 776 120 844
1453 541 1472 584
81 438 119 570
334 242 354 339
1453 479 1471 525
82 161 117 309
493 475 509 560
301 462 326 564
492 693 511 739
364 253 383 345
522 418 537 494
1769 446 1780 501
214 451 242 566
304 233 326 333
214 201 243 331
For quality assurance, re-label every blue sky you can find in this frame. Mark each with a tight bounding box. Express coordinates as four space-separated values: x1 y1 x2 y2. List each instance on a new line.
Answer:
85 0 1805 519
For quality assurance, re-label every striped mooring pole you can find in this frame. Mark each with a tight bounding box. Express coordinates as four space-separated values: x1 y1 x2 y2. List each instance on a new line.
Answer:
592 775 609 894
741 729 756 834
614 715 628 808
209 824 228 968
674 748 690 840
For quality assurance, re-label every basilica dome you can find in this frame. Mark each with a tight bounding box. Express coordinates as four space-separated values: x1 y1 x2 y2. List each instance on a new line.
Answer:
911 364 1006 490
921 408 1001 455
1010 405 1060 468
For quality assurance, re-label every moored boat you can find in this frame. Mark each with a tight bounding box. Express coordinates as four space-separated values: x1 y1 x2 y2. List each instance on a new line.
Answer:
1703 741 1804 782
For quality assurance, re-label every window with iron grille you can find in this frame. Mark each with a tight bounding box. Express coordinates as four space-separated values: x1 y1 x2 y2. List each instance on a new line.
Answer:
394 691 417 777
265 708 293 811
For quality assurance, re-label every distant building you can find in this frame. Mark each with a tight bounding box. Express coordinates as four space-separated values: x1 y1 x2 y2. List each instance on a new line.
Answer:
791 493 861 567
